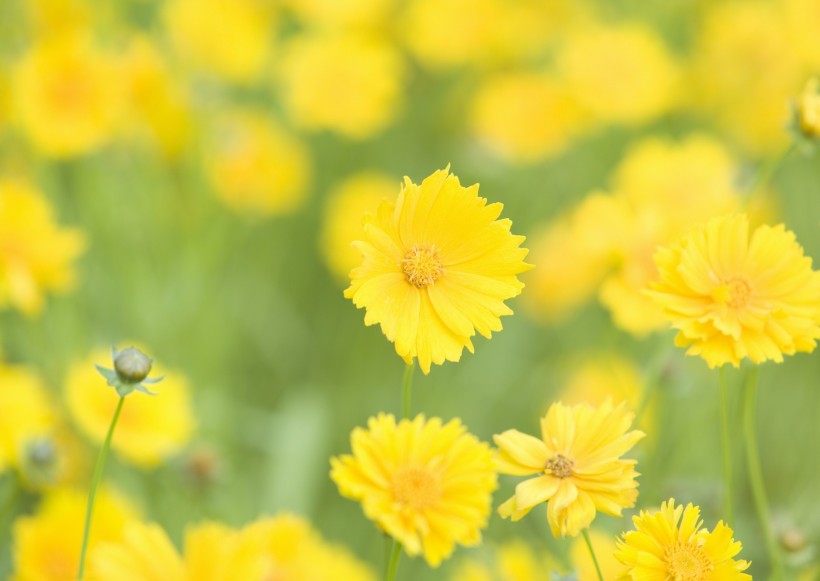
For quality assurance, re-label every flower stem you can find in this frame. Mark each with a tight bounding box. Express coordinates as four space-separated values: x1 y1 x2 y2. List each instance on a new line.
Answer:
401 363 414 420
77 396 125 580
747 143 795 206
719 366 734 525
742 367 784 581
384 539 402 581
582 529 604 581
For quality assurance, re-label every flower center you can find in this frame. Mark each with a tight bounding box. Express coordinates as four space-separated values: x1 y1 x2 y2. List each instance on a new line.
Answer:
663 540 713 581
713 276 752 309
545 453 574 478
392 466 441 510
402 245 444 288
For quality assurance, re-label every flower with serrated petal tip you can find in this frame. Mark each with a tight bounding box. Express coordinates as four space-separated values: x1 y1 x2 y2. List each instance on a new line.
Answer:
615 498 751 581
648 214 820 368
494 400 643 538
344 167 531 374
330 413 497 567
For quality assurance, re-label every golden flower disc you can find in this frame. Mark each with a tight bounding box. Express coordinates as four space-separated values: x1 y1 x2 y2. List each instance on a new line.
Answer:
664 541 713 580
402 245 445 288
545 454 574 478
392 466 441 509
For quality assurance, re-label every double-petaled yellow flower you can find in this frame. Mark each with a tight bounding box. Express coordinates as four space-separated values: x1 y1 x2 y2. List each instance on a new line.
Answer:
495 400 643 537
345 168 531 374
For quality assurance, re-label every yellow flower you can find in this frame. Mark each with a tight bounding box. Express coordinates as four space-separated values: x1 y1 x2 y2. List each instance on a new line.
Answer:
120 36 192 159
331 413 497 567
93 514 377 581
569 529 626 581
0 363 55 475
65 348 195 468
278 32 405 140
557 23 679 126
450 540 562 581
283 0 394 29
344 168 530 374
204 109 311 216
0 177 86 315
615 499 751 581
648 214 820 368
469 71 586 163
163 0 275 83
320 172 397 281
495 400 644 538
797 77 820 138
13 34 122 158
12 487 137 581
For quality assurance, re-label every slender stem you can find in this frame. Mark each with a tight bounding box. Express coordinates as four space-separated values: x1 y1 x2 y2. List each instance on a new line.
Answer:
747 143 795 203
384 539 402 581
77 396 125 580
582 529 604 581
742 367 784 581
401 363 414 420
719 366 734 525
634 341 674 427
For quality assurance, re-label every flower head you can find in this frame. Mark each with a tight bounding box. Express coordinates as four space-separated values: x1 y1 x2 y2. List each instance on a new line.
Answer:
344 168 531 374
615 498 751 581
796 77 820 139
330 413 497 567
648 214 820 368
494 400 643 537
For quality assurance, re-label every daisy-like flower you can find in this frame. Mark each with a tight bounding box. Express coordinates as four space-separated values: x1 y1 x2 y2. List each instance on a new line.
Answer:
330 413 497 567
648 214 820 368
494 400 644 538
344 167 531 374
615 498 751 581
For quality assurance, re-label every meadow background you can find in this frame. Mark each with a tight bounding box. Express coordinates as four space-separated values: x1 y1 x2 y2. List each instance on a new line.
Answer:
0 0 818 579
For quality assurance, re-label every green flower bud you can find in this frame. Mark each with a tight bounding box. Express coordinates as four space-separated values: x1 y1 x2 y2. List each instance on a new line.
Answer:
114 347 153 383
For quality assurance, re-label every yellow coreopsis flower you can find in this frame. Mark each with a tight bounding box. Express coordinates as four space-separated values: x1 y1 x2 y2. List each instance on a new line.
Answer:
648 214 820 368
615 499 751 581
278 32 406 140
0 177 86 315
65 348 195 468
449 540 563 581
797 77 820 138
13 34 122 158
12 487 137 581
330 414 497 567
204 109 311 216
320 172 397 281
495 400 644 538
0 363 55 474
344 168 531 374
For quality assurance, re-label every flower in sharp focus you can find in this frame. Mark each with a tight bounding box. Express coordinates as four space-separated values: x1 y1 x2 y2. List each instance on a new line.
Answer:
615 498 751 581
648 214 820 368
330 413 497 567
344 167 531 374
494 400 644 538
65 348 194 468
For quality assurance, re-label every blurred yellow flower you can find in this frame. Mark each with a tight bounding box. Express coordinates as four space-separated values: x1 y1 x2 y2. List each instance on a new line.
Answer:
283 0 394 29
649 214 820 368
204 109 311 216
0 177 86 315
279 33 405 140
450 540 562 581
331 413 497 567
797 77 820 138
13 34 122 158
120 36 192 159
569 528 626 581
12 487 137 581
783 0 820 68
164 0 275 83
691 1 802 154
23 0 91 39
469 71 586 163
320 172 397 281
495 400 643 538
344 168 531 374
0 363 55 474
93 514 376 581
65 348 195 468
615 498 751 581
557 23 679 126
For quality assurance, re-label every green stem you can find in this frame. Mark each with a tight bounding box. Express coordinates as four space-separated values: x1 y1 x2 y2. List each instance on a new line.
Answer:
401 363 414 420
748 143 795 203
384 539 402 581
634 341 674 427
719 366 734 526
77 396 125 580
582 529 604 581
742 367 784 581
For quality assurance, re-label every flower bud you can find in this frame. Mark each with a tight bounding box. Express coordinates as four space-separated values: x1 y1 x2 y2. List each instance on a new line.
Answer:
797 77 820 139
114 347 153 383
